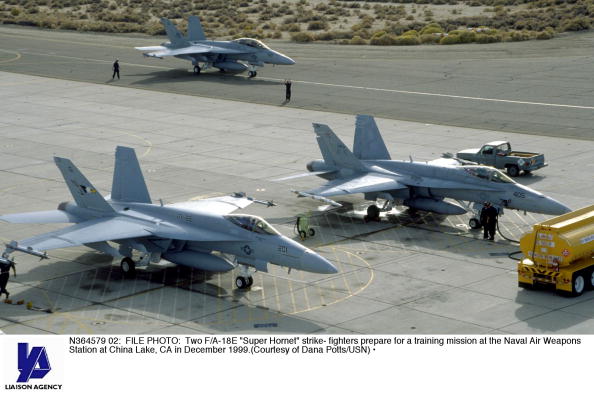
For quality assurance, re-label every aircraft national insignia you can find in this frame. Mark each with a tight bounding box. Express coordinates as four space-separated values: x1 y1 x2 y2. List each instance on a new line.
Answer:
242 245 252 255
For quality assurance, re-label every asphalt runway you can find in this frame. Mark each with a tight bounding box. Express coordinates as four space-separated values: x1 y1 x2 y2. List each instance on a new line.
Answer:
1 72 593 334
1 25 594 139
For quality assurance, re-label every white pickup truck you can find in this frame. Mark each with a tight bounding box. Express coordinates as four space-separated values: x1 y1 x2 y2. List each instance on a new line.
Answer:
456 141 547 177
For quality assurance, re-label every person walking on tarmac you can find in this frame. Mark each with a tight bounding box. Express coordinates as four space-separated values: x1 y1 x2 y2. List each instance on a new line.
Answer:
0 260 11 300
284 79 292 101
480 201 498 241
112 59 120 80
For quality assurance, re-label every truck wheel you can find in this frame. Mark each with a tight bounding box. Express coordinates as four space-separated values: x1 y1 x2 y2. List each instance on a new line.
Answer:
524 170 531 175
589 270 594 289
468 218 482 230
308 228 315 237
506 165 520 177
571 272 586 296
518 281 533 290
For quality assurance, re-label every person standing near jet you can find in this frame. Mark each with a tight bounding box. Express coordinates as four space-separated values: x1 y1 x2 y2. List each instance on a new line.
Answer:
0 259 11 299
112 59 120 79
284 80 292 101
480 201 498 241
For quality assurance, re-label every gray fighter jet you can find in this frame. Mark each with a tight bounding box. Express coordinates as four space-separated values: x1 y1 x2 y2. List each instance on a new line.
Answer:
0 147 336 289
285 115 570 227
135 15 295 78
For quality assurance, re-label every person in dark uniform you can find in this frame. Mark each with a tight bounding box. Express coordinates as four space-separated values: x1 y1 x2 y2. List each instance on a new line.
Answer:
480 201 498 241
284 79 292 101
112 59 120 79
0 260 11 299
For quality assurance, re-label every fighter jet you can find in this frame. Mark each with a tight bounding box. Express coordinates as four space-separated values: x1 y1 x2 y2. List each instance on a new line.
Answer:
135 15 295 78
0 147 337 289
284 115 571 227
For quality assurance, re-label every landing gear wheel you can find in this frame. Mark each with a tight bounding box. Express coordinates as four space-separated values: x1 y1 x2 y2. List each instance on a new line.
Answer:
469 218 482 230
365 205 380 222
506 165 520 177
248 71 257 78
571 272 585 296
299 230 307 241
193 65 201 75
120 257 136 278
308 228 315 237
235 276 252 289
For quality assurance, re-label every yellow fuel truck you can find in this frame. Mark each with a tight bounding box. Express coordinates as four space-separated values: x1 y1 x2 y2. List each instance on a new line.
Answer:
518 205 594 296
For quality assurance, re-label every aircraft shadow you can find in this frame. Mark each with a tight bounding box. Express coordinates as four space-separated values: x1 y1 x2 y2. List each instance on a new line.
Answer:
129 69 281 87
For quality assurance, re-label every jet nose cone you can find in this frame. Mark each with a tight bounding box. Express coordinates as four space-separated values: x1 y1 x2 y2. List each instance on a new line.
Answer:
272 51 295 65
300 249 338 274
543 197 572 216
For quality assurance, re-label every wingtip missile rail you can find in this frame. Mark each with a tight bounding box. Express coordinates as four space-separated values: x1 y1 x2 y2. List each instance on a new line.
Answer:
5 241 48 260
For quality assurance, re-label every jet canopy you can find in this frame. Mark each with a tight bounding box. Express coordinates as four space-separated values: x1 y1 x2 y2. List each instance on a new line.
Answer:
232 38 270 49
225 214 280 235
463 166 514 183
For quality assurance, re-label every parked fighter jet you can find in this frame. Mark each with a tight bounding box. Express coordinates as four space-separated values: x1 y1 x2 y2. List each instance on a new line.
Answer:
0 147 336 289
284 115 570 227
135 16 295 78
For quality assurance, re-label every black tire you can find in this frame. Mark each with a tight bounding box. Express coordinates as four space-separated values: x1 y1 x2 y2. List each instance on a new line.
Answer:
193 65 200 75
235 276 249 289
524 170 531 175
253 71 257 77
571 272 586 297
308 228 315 237
247 277 254 287
469 218 482 230
506 165 520 177
299 230 306 240
120 257 136 279
518 281 533 290
589 269 594 290
366 205 380 221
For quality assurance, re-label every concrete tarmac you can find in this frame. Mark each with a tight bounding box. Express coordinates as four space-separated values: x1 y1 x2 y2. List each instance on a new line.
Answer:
1 72 593 334
1 25 594 139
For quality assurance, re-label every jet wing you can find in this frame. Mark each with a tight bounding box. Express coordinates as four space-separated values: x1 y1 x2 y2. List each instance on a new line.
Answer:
306 173 407 197
14 217 152 252
136 44 247 58
168 195 255 215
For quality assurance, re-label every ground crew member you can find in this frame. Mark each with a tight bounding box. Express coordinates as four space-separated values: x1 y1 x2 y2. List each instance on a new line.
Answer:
284 79 292 101
112 59 120 79
480 201 498 241
0 260 11 299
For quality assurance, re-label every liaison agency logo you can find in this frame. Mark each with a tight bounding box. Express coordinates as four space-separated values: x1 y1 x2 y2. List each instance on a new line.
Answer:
2 339 64 391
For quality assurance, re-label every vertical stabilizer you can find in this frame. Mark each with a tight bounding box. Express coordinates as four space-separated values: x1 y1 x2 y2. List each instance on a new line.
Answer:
54 157 115 213
187 15 206 41
111 146 152 204
313 123 365 171
353 115 391 160
160 17 188 47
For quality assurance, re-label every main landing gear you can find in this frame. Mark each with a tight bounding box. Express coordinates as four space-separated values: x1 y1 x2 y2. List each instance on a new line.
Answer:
364 205 381 222
120 257 136 278
193 65 201 75
248 71 258 78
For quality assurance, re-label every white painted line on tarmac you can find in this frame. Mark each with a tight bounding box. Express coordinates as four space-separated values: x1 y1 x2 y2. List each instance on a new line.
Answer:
14 50 594 111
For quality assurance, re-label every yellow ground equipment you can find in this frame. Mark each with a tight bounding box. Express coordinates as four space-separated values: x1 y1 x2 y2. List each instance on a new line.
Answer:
518 205 594 296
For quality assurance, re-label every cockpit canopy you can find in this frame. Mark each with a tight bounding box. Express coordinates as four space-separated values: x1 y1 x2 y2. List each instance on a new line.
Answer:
463 166 514 183
225 214 280 235
232 38 270 49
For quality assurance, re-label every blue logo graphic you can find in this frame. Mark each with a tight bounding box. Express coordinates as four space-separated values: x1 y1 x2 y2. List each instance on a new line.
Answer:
242 245 252 255
17 343 51 382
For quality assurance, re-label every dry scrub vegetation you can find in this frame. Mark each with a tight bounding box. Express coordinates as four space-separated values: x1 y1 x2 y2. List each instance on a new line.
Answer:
1 0 593 46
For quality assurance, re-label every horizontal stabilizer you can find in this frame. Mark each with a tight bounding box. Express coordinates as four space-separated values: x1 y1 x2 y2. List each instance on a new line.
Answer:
0 210 80 224
305 173 406 198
